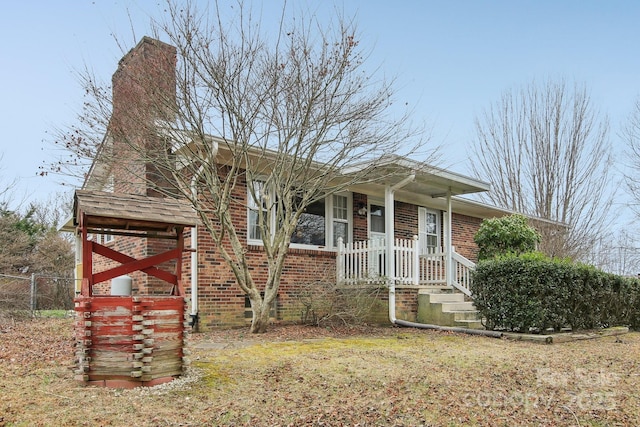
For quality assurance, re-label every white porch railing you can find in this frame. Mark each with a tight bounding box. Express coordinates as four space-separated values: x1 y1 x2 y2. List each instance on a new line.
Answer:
452 251 475 296
336 237 475 296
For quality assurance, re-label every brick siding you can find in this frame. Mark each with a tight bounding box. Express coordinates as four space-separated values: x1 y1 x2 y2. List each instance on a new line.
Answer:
451 213 482 262
93 181 485 329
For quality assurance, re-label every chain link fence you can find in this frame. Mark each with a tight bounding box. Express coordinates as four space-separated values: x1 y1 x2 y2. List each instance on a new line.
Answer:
0 273 75 314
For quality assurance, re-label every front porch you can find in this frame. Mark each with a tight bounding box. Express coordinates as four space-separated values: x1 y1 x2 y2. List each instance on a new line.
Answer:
337 237 482 328
337 237 476 296
340 157 489 312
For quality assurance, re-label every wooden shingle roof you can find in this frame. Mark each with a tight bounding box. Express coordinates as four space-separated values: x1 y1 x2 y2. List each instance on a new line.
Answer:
71 190 198 233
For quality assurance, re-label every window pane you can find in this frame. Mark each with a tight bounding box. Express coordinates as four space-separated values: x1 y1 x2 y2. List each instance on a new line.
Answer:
333 195 347 220
333 221 348 246
291 199 326 245
249 180 266 209
426 212 437 234
370 204 385 233
248 180 269 241
249 210 262 240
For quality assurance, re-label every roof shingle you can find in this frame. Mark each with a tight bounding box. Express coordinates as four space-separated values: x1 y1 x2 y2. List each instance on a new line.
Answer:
73 190 198 232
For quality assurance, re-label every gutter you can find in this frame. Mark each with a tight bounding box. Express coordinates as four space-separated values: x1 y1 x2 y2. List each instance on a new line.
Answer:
189 167 202 330
189 141 218 331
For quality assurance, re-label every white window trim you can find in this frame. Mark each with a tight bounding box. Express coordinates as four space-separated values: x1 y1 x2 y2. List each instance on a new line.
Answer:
89 231 114 245
246 180 352 251
246 179 273 245
325 192 352 249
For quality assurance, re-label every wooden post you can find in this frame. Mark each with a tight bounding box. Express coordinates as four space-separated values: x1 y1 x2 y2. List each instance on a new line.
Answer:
30 273 36 312
80 213 93 296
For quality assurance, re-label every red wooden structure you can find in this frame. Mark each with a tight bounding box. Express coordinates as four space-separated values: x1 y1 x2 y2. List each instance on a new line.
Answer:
68 190 198 388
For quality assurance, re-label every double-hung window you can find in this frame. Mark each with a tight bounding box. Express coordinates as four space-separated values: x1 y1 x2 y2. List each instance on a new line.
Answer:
247 180 351 249
248 180 269 241
332 194 349 247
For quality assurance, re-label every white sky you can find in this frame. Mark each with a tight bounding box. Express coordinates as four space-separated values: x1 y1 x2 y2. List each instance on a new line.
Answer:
1 0 639 228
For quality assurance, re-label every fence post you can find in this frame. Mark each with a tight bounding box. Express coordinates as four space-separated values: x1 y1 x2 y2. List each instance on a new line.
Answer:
30 273 36 312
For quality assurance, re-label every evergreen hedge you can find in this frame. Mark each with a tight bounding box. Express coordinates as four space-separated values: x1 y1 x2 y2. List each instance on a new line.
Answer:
471 253 640 332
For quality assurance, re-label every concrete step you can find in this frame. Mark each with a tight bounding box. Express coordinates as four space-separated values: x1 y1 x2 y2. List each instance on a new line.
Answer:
417 291 484 329
423 293 465 304
448 310 481 321
440 301 476 312
417 286 453 294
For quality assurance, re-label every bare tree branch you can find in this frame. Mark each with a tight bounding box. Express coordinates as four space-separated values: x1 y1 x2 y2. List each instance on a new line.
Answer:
472 78 613 260
622 97 640 217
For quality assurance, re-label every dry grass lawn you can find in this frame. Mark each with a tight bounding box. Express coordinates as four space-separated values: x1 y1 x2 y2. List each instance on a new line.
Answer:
1 317 639 426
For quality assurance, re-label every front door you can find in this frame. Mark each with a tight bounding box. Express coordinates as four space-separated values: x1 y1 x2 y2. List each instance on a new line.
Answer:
368 201 386 277
418 207 441 255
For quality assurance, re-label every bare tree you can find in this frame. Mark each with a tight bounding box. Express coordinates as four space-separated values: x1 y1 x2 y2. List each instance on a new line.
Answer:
584 230 640 276
55 1 433 333
0 154 19 209
472 79 613 260
623 97 640 215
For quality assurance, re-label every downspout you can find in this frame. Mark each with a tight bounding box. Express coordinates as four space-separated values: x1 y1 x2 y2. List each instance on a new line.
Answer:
386 174 415 324
388 184 502 338
189 140 218 330
189 167 203 330
445 188 452 287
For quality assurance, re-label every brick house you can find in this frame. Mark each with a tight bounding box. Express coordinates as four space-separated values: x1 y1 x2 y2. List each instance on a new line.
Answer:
76 37 527 331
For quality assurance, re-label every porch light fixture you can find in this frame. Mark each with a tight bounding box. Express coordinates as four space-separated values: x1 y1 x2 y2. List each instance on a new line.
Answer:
357 203 368 216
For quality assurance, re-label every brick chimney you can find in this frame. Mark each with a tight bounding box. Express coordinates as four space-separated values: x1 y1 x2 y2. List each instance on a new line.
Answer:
109 37 177 196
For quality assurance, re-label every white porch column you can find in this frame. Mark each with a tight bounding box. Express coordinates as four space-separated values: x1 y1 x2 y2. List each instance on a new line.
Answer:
385 185 396 322
445 188 453 287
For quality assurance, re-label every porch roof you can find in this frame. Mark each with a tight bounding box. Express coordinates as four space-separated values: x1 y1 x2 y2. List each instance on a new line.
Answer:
343 155 491 200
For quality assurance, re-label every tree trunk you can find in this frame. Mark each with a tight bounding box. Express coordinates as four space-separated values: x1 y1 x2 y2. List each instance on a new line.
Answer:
249 297 272 334
251 302 270 334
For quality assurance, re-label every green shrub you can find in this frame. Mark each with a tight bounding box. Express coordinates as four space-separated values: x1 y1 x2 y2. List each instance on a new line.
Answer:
474 214 541 261
472 254 640 332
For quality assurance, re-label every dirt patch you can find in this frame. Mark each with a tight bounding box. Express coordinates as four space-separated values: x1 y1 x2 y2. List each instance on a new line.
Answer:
190 323 402 348
1 317 639 426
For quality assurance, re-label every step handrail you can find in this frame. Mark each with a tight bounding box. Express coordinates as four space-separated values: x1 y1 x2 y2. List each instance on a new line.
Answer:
451 250 475 296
